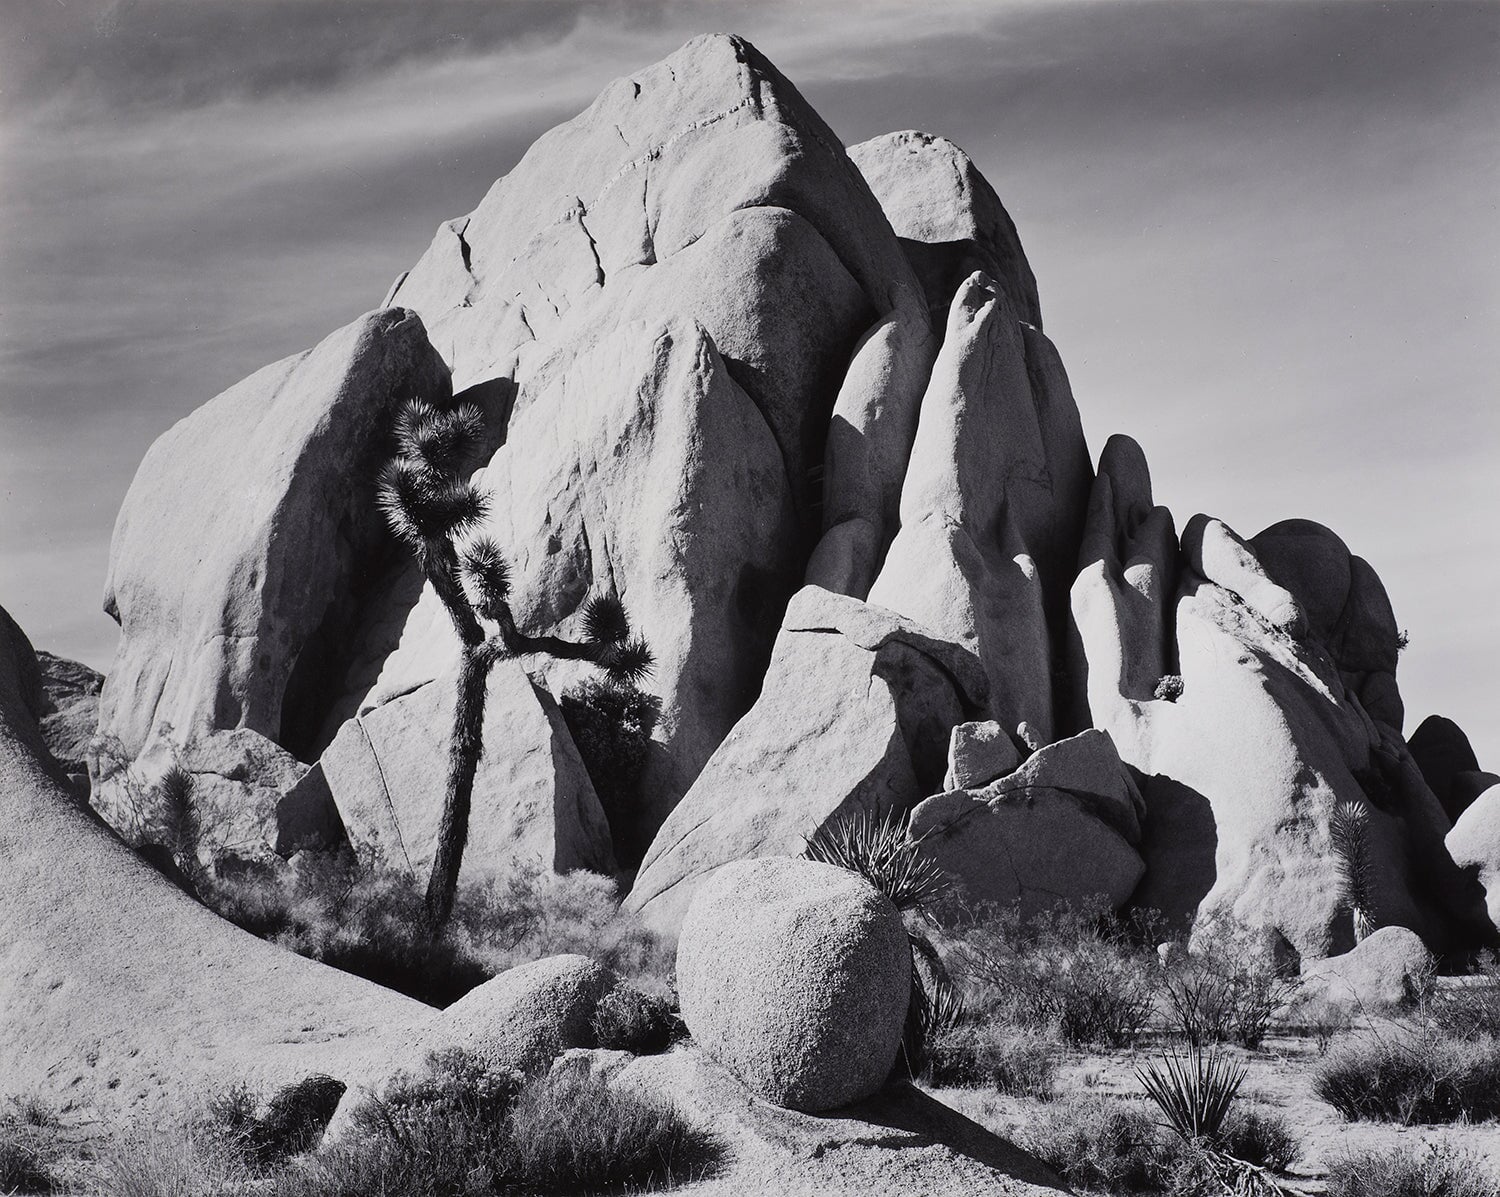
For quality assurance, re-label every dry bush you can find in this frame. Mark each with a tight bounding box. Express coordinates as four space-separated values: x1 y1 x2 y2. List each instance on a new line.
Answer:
1422 954 1500 1042
947 902 1161 1048
922 1023 1058 1099
1315 1024 1500 1124
1325 1140 1497 1197
589 985 680 1056
1161 937 1300 1050
1218 1106 1299 1173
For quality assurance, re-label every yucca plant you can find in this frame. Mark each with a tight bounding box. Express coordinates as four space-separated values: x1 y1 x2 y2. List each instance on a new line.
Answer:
803 808 950 913
377 397 653 930
1136 1045 1245 1141
804 807 954 1078
1330 800 1378 941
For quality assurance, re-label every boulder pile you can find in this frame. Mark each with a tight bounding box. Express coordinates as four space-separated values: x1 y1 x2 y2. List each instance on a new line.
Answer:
73 32 1498 971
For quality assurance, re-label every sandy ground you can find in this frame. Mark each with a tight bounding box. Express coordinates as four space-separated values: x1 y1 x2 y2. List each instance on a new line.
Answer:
934 1031 1500 1192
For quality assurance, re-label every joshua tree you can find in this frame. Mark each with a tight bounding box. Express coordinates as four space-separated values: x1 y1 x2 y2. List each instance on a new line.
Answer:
376 397 653 930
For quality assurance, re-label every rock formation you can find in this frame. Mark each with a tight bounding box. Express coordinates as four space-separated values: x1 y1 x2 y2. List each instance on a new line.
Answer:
87 32 1495 964
0 604 425 1115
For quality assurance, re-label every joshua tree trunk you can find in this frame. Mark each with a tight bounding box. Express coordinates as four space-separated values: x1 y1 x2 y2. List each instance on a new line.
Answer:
422 539 488 932
425 642 492 928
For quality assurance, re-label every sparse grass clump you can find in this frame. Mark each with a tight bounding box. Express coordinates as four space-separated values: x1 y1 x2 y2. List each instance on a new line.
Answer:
922 1023 1059 1099
1020 1096 1168 1194
0 1098 64 1194
1325 1140 1496 1197
507 1060 716 1192
1217 1107 1299 1173
1423 954 1500 1041
1314 1024 1500 1124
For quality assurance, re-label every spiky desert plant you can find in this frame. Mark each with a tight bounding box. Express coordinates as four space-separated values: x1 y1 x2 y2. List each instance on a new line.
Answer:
376 397 653 930
1330 800 1378 941
803 808 950 913
1136 1045 1245 1141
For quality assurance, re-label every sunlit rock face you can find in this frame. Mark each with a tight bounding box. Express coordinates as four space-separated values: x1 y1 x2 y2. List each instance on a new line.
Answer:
94 33 1491 959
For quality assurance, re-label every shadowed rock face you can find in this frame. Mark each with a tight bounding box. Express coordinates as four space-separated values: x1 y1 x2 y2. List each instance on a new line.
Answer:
0 605 425 1117
90 33 1492 959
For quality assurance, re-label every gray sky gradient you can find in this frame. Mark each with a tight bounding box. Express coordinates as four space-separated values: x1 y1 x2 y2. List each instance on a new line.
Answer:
1 0 1496 763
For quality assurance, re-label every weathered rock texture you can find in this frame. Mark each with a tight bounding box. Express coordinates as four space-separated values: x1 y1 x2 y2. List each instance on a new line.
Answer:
676 857 911 1112
89 33 1491 966
0 605 424 1116
33 650 102 783
312 658 613 880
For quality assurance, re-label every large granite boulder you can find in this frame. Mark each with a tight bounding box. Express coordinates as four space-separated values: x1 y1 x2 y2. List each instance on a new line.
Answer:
1300 926 1433 1011
1409 714 1488 823
866 272 1091 743
1447 785 1500 932
309 657 613 880
0 604 425 1116
677 857 910 1112
910 730 1146 921
91 725 309 866
98 307 451 762
1250 519 1405 730
849 130 1042 331
626 586 986 934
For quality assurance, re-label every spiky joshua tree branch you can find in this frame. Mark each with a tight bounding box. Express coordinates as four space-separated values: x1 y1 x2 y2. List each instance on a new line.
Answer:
377 398 654 931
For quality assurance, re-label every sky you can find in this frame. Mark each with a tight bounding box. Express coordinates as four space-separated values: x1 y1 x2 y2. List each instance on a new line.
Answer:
1 0 1496 763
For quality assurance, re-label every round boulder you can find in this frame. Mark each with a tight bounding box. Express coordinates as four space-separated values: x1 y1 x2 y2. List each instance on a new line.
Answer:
676 856 911 1113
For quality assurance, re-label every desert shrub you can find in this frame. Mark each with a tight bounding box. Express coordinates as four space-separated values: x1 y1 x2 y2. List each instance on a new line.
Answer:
559 679 661 867
508 1060 717 1192
590 985 680 1056
922 1023 1058 1098
0 1098 64 1194
1423 954 1500 1041
453 861 674 989
949 902 1160 1047
1325 1140 1496 1197
278 1050 522 1197
1161 939 1300 1049
274 1050 715 1196
1020 1096 1169 1194
1217 1107 1299 1173
1315 1024 1500 1123
211 1075 346 1170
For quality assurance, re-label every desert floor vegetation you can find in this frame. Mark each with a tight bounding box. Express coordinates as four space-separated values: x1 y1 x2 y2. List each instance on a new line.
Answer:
61 1050 718 1197
923 901 1500 1192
